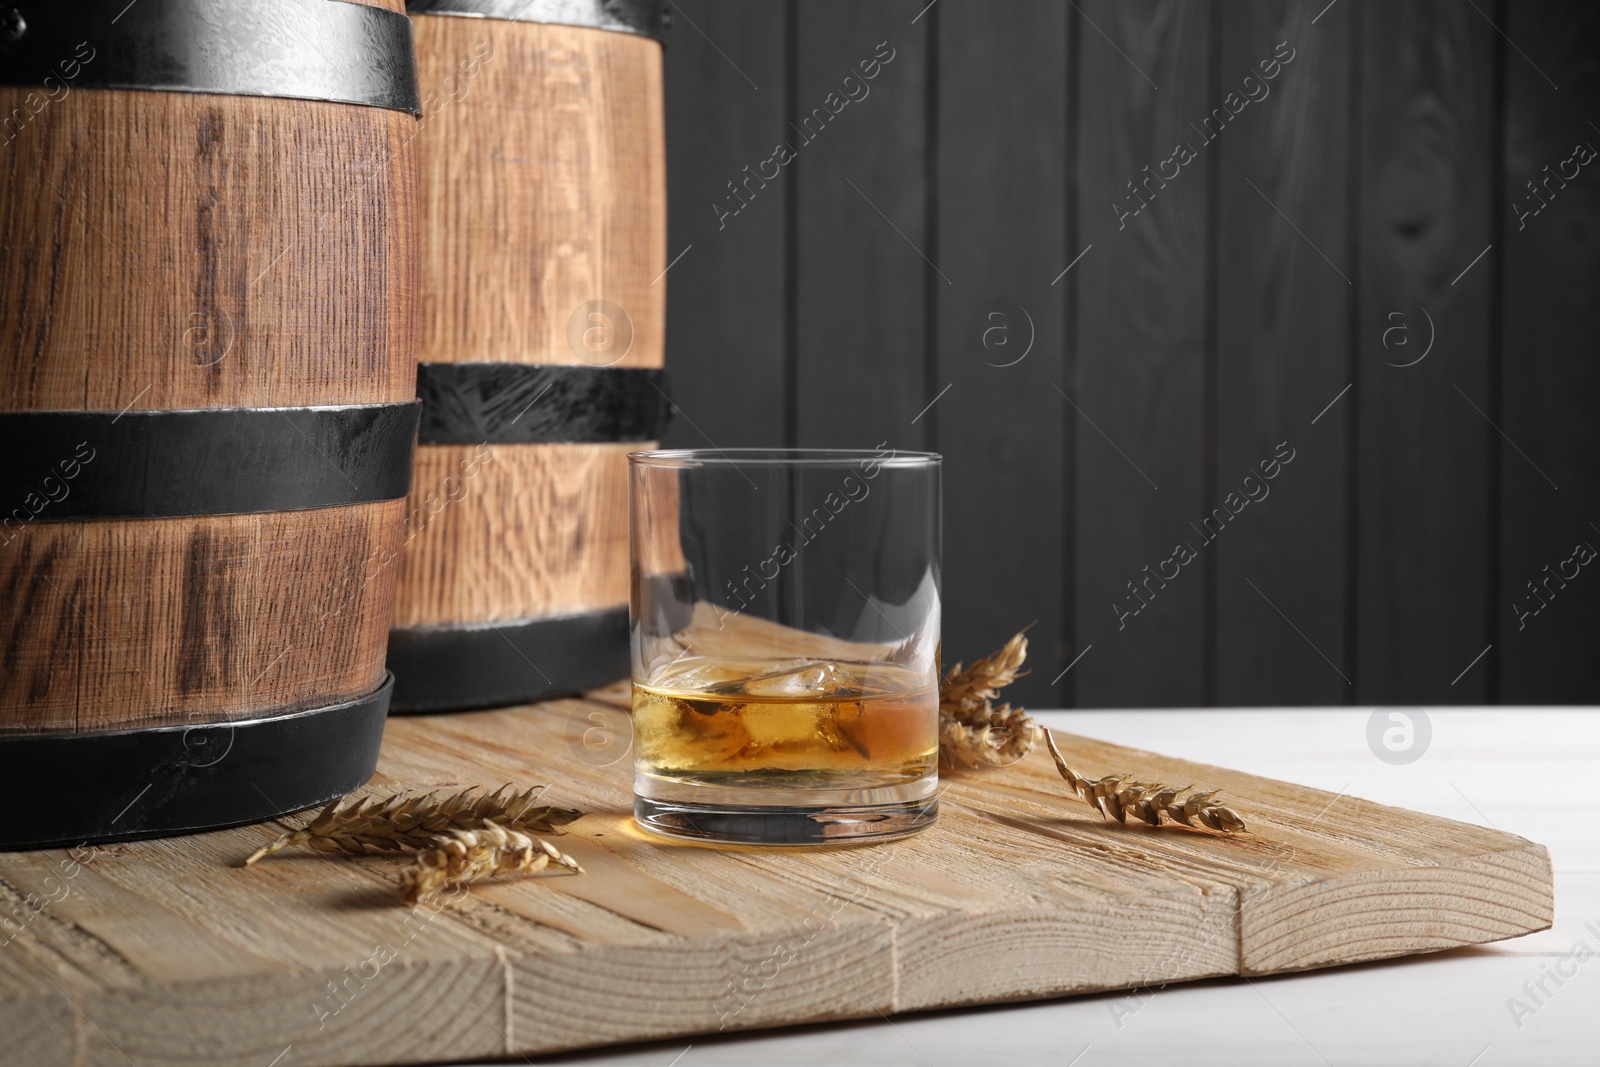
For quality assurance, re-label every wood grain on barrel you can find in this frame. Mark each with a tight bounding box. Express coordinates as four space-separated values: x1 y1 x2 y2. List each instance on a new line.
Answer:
0 697 1551 1065
0 501 404 734
1 65 421 738
398 16 666 640
392 443 635 627
0 89 418 411
411 16 666 369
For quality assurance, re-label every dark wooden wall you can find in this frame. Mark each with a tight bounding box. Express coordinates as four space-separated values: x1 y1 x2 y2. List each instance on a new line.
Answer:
658 0 1599 708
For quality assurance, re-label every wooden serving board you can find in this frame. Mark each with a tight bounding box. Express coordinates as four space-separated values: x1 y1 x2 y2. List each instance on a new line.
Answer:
0 687 1552 1066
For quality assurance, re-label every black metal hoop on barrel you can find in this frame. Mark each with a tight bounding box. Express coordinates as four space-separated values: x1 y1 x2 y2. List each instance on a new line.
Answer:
387 608 631 713
0 0 422 113
415 364 670 444
405 0 667 42
0 676 394 850
0 403 420 520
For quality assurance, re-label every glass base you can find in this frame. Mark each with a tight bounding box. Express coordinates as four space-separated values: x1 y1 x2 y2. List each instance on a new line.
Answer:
633 795 938 845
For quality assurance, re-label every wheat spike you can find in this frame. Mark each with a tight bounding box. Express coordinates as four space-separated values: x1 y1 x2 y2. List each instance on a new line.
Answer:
401 821 583 904
940 632 1248 833
243 785 582 866
939 701 1040 768
1043 730 1246 833
941 632 1029 721
938 631 1039 768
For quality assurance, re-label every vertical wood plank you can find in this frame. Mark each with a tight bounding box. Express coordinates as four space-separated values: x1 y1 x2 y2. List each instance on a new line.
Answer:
1072 0 1212 708
1357 1 1496 703
1498 0 1600 702
794 1 929 447
935 1 1069 708
1215 4 1353 703
655 3 1579 707
660 1 788 448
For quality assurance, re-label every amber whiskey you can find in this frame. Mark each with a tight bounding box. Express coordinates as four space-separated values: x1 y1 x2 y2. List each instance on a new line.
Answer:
633 658 938 791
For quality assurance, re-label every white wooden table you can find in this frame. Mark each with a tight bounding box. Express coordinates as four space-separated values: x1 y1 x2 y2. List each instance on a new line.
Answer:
502 707 1599 1067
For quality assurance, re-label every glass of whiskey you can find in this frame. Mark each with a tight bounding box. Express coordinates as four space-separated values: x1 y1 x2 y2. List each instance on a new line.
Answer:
628 448 941 844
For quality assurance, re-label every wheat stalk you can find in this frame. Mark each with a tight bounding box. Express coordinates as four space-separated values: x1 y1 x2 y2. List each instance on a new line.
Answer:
1043 730 1246 833
940 632 1247 833
938 631 1039 768
243 785 582 866
401 821 583 904
941 631 1029 718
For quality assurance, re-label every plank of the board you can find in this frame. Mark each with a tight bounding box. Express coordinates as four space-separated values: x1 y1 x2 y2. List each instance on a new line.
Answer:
794 0 930 446
1497 0 1600 702
1071 0 1212 707
1214 3 1353 704
660 0 789 450
1355 1 1496 703
0 693 1551 1066
934 0 1071 710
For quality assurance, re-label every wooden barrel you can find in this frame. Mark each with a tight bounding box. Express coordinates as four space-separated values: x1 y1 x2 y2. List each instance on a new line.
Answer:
389 0 668 711
0 0 421 848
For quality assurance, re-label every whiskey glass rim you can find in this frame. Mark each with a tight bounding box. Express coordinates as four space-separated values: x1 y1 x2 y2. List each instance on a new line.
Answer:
629 447 941 469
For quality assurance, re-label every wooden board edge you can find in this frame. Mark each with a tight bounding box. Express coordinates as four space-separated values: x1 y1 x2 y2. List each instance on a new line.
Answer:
1239 841 1554 975
0 954 509 1067
503 920 895 1055
891 888 1238 1014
